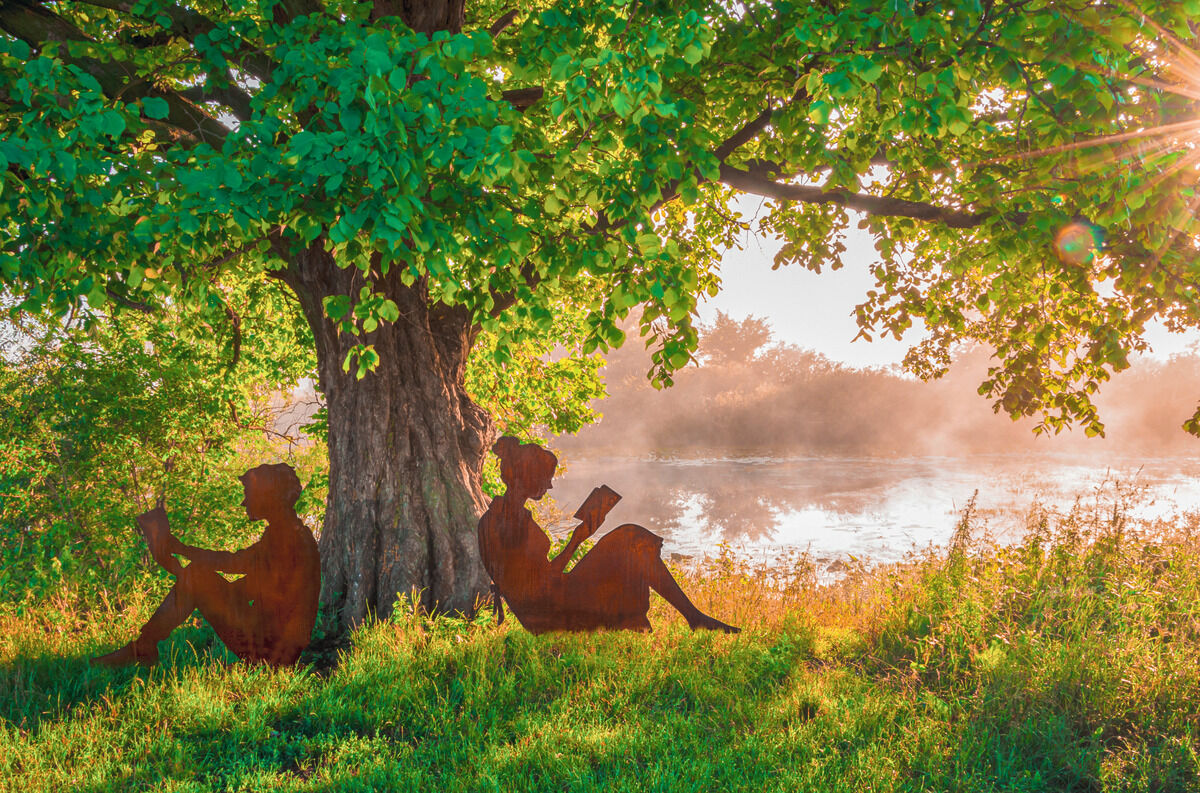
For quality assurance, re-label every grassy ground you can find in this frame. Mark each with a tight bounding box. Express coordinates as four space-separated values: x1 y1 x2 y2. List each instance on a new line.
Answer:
2 495 1199 792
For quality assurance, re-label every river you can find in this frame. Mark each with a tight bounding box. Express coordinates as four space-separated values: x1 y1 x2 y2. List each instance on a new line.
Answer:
542 454 1200 568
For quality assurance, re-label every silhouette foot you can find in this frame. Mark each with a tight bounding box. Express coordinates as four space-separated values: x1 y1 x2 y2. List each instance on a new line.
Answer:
688 613 740 634
91 640 159 667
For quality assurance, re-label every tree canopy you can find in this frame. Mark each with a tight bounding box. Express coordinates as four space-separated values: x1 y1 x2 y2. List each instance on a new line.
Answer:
2 1 1195 408
3 0 1199 620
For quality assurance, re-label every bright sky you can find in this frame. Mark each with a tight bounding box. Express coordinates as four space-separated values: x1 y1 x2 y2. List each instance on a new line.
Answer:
698 199 1199 368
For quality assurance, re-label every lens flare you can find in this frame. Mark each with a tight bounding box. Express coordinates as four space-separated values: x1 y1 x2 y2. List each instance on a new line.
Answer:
1054 221 1103 266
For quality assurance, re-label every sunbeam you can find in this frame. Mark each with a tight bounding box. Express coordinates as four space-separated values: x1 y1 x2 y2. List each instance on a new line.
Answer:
986 7 1200 267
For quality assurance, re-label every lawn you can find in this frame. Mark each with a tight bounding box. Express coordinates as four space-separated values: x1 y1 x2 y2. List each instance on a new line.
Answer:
3 497 1198 792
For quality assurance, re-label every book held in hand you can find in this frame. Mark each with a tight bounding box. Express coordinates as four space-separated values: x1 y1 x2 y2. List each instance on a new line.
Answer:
136 505 170 546
573 485 622 533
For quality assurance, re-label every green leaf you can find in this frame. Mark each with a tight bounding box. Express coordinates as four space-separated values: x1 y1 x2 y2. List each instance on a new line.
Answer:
55 151 76 182
141 97 170 120
611 91 634 119
808 100 831 125
355 347 380 379
99 110 125 139
378 299 399 322
323 295 351 322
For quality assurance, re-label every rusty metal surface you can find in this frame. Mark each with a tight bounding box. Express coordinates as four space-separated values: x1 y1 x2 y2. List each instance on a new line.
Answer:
93 463 321 667
478 437 738 635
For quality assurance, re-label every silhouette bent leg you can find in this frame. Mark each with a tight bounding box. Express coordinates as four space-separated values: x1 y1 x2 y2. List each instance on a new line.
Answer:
644 556 739 633
571 524 739 633
93 563 256 666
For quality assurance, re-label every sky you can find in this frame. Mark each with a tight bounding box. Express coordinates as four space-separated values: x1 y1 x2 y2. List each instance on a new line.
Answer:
698 198 1200 369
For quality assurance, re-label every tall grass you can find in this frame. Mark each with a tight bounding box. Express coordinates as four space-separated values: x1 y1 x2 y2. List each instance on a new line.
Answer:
2 491 1198 791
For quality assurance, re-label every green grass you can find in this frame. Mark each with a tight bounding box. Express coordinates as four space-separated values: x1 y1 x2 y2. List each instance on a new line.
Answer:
3 495 1199 792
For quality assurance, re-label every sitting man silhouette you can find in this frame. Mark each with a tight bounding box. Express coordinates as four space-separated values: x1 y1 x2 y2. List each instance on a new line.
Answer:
479 436 738 634
93 463 321 667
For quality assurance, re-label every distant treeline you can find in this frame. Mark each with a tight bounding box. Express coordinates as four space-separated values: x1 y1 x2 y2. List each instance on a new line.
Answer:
556 313 1200 457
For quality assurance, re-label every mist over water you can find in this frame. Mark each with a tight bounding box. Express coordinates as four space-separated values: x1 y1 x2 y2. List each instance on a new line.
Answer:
546 455 1200 568
548 314 1200 566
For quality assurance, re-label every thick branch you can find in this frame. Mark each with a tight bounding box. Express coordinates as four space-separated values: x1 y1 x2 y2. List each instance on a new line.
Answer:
718 164 990 228
486 261 540 319
488 9 518 36
370 0 464 33
0 1 230 145
501 87 543 111
273 0 324 27
713 105 775 162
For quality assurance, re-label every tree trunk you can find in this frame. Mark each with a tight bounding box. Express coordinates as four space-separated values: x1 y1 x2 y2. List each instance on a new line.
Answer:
282 245 493 633
278 1 483 636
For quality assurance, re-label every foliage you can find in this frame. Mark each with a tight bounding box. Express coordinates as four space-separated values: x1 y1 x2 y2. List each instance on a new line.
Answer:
1 0 1197 434
0 303 323 606
467 316 605 442
467 306 608 497
2 492 1198 791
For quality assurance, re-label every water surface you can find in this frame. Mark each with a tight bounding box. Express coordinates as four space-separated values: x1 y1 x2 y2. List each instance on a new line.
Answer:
544 455 1200 566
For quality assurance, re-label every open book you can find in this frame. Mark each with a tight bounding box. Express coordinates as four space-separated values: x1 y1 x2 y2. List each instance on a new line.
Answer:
136 505 171 547
573 485 622 532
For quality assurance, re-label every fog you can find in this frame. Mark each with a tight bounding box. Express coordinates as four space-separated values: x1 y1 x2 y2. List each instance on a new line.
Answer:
553 312 1200 459
544 314 1200 561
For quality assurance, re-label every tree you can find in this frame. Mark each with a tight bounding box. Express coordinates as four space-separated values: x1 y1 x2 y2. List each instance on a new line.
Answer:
2 0 1197 632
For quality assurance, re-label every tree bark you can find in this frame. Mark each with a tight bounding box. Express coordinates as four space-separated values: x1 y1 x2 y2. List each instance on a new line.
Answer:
282 245 493 633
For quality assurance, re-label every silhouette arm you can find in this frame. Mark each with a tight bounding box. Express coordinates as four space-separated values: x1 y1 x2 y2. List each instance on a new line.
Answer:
170 540 257 574
549 520 594 575
137 505 259 575
550 486 620 574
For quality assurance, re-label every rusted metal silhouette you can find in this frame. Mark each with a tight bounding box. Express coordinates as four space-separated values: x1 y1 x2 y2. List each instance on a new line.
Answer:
93 463 321 667
478 437 738 634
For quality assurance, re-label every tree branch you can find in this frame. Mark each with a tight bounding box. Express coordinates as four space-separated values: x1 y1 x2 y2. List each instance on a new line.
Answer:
488 9 518 36
223 301 242 372
0 1 231 145
713 105 775 161
487 261 540 319
104 286 155 313
718 164 993 228
501 87 543 111
272 0 324 27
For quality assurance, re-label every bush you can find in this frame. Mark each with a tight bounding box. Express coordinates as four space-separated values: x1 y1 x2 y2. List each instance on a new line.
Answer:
0 312 323 607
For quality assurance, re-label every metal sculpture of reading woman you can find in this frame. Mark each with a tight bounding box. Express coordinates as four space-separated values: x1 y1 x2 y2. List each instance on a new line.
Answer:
93 463 320 667
479 437 738 634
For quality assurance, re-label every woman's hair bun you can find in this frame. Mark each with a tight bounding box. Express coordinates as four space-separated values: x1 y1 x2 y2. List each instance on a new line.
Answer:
491 435 521 461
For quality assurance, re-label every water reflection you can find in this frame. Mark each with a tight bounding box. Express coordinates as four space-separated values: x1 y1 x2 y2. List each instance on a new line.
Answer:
545 455 1200 566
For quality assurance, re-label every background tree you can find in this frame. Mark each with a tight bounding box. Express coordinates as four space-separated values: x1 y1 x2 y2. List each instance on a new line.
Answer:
2 0 1197 632
558 312 1200 458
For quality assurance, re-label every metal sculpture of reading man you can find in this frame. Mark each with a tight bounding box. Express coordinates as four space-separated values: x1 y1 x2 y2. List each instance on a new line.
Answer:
93 463 320 667
479 437 738 634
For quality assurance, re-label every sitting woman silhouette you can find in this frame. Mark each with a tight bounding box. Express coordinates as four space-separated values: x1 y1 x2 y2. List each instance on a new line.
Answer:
478 437 737 634
93 463 320 667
